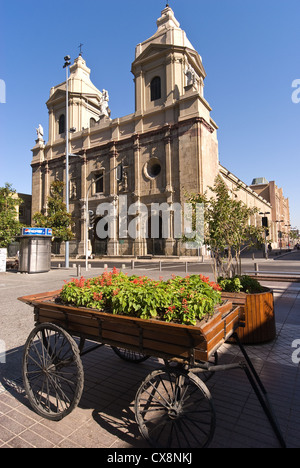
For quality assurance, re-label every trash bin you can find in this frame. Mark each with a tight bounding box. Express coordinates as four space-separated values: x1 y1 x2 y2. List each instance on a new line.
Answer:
19 228 52 274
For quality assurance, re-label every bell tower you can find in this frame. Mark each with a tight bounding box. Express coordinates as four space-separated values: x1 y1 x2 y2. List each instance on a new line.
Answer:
131 6 208 124
46 55 104 145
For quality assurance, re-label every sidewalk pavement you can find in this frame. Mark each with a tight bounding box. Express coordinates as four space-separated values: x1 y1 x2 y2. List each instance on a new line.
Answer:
0 266 299 448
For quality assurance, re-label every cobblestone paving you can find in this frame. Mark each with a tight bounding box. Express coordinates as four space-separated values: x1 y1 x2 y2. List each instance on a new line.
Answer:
0 280 299 448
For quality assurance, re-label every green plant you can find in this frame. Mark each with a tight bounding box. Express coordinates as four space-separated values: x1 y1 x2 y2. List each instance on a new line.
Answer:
0 183 23 248
184 176 265 281
218 275 264 294
33 180 73 241
59 268 223 326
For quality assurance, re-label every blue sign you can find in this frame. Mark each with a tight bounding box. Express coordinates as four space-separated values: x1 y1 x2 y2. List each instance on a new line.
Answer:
22 228 53 237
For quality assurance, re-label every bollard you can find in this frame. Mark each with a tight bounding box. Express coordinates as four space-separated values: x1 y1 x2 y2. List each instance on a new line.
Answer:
77 264 81 277
104 264 108 270
58 263 61 269
122 264 126 270
159 261 162 272
185 262 188 274
72 264 76 269
254 263 259 276
131 260 135 270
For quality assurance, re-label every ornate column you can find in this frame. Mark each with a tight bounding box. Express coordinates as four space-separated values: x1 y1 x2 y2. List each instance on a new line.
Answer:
164 124 173 197
164 124 175 255
107 142 119 256
48 107 55 146
133 133 141 199
132 133 146 256
196 118 204 195
43 161 49 215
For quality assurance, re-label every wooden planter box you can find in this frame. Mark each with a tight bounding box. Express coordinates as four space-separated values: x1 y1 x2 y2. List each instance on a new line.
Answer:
222 288 276 344
19 290 243 364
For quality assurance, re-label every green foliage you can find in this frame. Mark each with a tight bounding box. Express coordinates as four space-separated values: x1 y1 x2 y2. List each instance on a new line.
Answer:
184 176 264 280
59 268 223 326
33 181 73 241
218 275 264 294
0 183 23 248
218 276 243 293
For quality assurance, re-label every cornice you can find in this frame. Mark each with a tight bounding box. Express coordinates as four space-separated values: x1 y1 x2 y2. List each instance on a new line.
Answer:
219 165 272 208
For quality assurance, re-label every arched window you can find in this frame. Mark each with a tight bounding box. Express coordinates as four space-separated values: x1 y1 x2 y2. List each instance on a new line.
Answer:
150 76 161 102
90 117 96 128
59 114 65 134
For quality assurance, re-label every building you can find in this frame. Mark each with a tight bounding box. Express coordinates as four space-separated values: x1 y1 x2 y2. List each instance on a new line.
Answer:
250 178 290 248
31 6 278 257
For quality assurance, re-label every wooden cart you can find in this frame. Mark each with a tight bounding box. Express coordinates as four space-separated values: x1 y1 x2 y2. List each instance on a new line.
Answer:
18 290 286 449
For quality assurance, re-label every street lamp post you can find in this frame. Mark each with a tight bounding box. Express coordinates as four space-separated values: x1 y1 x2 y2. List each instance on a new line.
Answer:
63 55 71 268
285 224 291 250
259 212 270 258
275 219 284 253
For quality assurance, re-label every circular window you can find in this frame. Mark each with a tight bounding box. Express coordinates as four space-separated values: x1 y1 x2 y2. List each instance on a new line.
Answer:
146 158 162 179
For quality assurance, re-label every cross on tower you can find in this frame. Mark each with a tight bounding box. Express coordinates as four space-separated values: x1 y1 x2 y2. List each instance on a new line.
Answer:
78 43 84 56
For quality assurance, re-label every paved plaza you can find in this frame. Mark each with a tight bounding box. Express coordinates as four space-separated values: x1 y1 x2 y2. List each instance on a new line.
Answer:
0 263 299 448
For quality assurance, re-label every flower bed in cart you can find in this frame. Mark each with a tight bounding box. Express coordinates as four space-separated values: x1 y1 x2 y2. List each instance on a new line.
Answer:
20 268 241 363
59 268 223 326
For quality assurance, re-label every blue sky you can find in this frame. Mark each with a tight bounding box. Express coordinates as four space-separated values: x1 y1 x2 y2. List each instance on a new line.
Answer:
0 0 300 229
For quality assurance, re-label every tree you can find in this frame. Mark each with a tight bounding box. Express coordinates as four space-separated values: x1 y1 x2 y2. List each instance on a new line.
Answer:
0 183 23 248
184 176 264 281
33 181 73 241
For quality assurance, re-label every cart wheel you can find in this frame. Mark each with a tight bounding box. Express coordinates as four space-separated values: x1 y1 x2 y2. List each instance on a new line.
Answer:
23 323 84 421
135 367 216 448
111 347 150 363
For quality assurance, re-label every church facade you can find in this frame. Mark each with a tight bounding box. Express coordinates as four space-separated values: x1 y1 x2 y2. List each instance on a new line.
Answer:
31 6 275 257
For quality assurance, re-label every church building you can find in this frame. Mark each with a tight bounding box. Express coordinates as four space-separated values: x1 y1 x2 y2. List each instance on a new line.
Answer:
31 6 276 257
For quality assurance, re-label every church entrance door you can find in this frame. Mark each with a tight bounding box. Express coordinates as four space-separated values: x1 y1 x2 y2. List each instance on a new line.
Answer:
147 216 165 256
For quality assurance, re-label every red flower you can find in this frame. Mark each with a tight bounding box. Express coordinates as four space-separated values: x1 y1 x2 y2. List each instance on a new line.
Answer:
199 274 210 283
93 292 103 301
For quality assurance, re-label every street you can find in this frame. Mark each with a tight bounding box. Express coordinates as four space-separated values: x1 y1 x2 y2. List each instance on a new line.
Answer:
0 250 299 447
51 249 300 275
1 248 299 380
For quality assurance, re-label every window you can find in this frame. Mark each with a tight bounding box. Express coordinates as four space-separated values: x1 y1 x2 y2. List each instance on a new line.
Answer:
150 76 161 101
59 114 65 134
145 158 162 179
90 118 96 128
95 171 104 193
